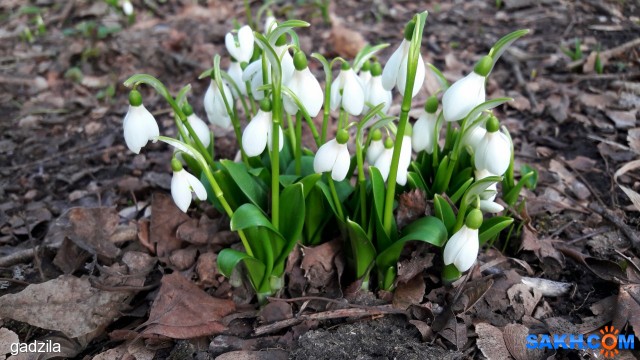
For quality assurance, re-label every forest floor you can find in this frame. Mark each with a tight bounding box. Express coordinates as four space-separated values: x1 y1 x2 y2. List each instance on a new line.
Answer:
0 0 639 359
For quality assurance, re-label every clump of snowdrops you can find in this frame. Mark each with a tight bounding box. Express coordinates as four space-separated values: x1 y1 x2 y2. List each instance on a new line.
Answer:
121 10 535 301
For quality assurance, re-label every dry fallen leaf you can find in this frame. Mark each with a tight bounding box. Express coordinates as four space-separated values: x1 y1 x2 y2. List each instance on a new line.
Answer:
0 275 128 338
507 284 542 318
329 16 366 58
392 274 425 310
475 323 511 360
0 328 19 359
300 239 343 290
628 128 640 154
150 193 190 257
503 323 546 360
614 159 640 212
141 273 236 339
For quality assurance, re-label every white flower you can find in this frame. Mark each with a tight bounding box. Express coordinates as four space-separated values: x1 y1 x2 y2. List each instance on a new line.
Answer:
204 79 233 129
365 75 392 114
241 109 284 157
443 225 479 272
284 68 323 117
330 65 365 116
475 129 511 175
264 15 277 33
412 111 438 153
374 136 412 185
366 138 384 164
314 138 351 181
277 44 295 85
225 25 254 64
381 39 426 98
359 68 371 88
242 44 293 100
227 61 246 96
121 0 133 16
123 104 159 154
474 169 504 213
179 113 210 148
442 72 486 122
171 168 208 213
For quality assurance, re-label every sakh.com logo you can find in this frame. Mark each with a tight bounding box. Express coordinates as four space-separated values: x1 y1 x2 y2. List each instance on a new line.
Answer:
526 326 635 358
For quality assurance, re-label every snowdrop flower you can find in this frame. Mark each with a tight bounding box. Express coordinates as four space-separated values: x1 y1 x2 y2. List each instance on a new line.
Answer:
475 169 504 213
412 96 439 154
314 129 351 181
365 62 392 114
463 123 487 152
442 55 492 122
170 158 207 213
366 129 385 164
358 60 372 88
284 51 323 117
276 38 295 85
121 0 133 16
374 132 412 186
225 25 254 64
330 62 365 116
381 20 425 98
204 76 234 129
227 58 246 97
264 14 277 33
474 116 511 176
242 100 284 157
443 209 482 272
179 104 210 148
123 90 159 154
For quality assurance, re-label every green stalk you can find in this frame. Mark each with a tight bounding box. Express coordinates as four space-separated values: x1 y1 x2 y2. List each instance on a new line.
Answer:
270 87 281 230
243 0 254 29
355 133 367 225
321 69 333 143
295 112 303 175
382 13 427 234
245 80 257 116
327 175 344 221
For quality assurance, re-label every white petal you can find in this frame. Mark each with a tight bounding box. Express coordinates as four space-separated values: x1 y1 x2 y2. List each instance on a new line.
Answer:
331 144 351 181
242 110 270 157
279 47 295 84
342 69 364 116
381 40 407 91
399 136 413 168
464 125 487 151
298 68 323 117
185 172 207 201
203 82 216 123
366 76 392 114
225 32 241 63
237 25 255 63
122 0 133 15
264 16 277 33
374 148 393 182
443 227 466 265
476 132 510 175
227 62 246 96
330 74 342 111
242 60 262 82
455 228 479 271
171 170 193 213
123 105 158 154
442 72 486 122
480 200 504 213
186 114 211 148
412 111 437 153
359 71 371 89
314 139 340 174
267 123 285 152
366 139 384 164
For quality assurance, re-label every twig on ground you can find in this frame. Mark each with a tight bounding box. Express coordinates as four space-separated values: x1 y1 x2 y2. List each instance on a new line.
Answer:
0 247 38 267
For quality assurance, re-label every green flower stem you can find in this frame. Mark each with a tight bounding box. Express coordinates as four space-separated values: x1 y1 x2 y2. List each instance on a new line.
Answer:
382 12 427 234
245 81 257 116
243 0 255 29
295 112 303 176
222 71 251 120
287 114 296 158
442 263 462 283
320 67 334 143
327 175 344 221
270 88 282 230
356 135 367 226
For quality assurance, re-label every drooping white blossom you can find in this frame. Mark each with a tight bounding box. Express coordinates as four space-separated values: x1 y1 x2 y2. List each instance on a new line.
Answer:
474 117 511 176
314 131 351 181
330 63 365 116
171 167 208 213
412 111 438 153
474 168 504 213
365 62 392 115
241 108 284 157
381 37 425 97
284 51 323 116
123 93 159 154
225 25 255 64
441 55 492 122
227 60 246 96
443 225 479 272
204 79 234 129
179 112 211 148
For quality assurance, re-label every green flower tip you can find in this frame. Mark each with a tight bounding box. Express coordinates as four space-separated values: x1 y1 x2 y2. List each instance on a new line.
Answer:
486 115 500 133
230 57 238 63
474 55 493 77
171 157 183 172
341 61 351 71
336 129 349 144
404 20 416 41
209 69 217 80
275 34 287 46
129 90 142 106
293 51 308 71
384 137 394 149
371 128 382 141
425 95 438 113
240 61 248 70
361 60 371 72
259 98 272 112
370 62 382 76
182 103 194 116
465 209 483 230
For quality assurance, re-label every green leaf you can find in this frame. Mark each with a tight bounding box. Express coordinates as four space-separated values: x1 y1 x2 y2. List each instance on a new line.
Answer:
462 98 513 131
479 216 514 245
520 164 538 190
221 159 268 211
299 173 322 198
267 20 310 44
303 185 332 245
284 155 315 176
376 216 447 273
434 194 456 234
432 155 450 194
123 74 172 103
279 174 298 187
217 249 265 290
279 183 305 245
231 204 281 236
426 63 449 92
353 43 390 71
449 177 473 204
346 219 376 280
503 171 536 206
407 171 426 191
488 29 529 73
370 167 386 223
462 175 502 207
